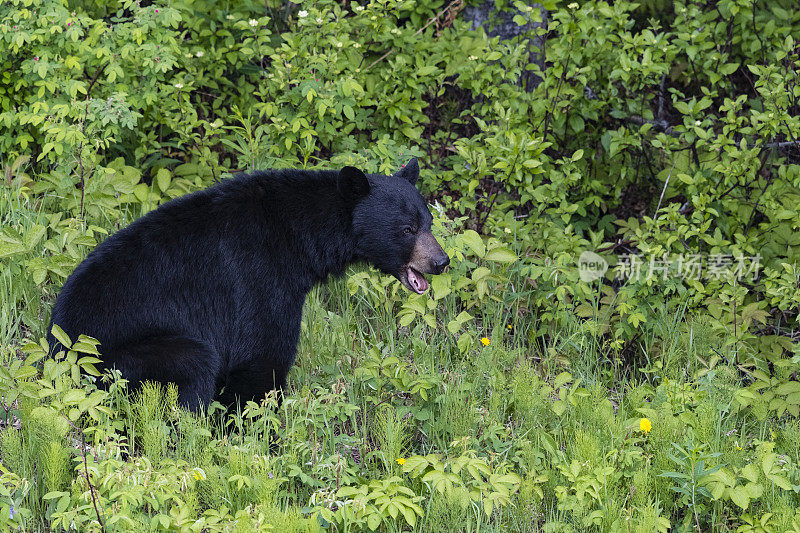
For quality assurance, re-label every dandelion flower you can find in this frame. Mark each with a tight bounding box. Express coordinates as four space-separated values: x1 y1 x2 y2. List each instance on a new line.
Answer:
396 458 406 465
481 337 490 346
639 418 652 434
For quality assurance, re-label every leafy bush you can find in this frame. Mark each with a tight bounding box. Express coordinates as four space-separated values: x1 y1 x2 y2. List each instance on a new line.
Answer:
1 0 800 530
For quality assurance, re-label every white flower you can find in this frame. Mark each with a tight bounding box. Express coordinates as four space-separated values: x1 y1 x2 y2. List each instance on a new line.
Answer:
694 120 701 126
196 51 204 57
249 19 258 27
337 42 342 48
353 42 360 48
298 10 308 18
504 227 512 234
174 83 183 89
469 55 478 60
355 5 364 11
316 17 322 24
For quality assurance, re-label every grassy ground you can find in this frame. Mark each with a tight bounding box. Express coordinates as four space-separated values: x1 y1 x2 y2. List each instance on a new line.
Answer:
2 183 800 533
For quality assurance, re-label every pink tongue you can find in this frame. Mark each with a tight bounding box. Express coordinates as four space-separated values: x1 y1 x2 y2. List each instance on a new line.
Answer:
407 267 429 294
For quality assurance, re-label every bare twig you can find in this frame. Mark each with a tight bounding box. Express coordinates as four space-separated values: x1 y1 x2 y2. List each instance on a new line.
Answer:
764 140 800 150
86 64 106 96
654 156 678 216
63 417 106 532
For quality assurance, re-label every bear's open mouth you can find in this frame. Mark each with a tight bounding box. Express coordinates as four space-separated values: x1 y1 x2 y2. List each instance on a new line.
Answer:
401 266 429 294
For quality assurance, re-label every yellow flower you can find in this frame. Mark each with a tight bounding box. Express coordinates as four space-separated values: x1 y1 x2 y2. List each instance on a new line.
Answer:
396 458 406 466
639 418 652 434
480 337 490 346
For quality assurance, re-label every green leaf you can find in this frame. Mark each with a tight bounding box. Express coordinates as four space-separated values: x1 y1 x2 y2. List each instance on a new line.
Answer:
431 274 450 300
484 246 518 263
555 372 572 389
50 324 72 350
367 513 381 530
457 333 472 354
729 486 749 509
133 183 149 202
472 267 490 281
156 169 171 192
0 242 26 258
459 230 485 257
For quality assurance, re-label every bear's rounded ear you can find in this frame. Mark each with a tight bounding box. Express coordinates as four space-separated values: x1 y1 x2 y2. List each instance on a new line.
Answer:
338 166 370 204
395 157 419 185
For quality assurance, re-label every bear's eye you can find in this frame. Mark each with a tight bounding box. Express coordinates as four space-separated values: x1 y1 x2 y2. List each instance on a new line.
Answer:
403 226 418 235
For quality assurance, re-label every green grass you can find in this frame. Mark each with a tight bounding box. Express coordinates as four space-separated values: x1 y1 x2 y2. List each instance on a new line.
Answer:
2 187 800 532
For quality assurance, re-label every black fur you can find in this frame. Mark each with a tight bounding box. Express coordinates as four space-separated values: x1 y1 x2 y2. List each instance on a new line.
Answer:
48 161 447 410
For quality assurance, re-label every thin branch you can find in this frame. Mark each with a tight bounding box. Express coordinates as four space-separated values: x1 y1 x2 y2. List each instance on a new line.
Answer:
63 416 106 532
86 64 106 96
654 156 678 216
765 141 800 150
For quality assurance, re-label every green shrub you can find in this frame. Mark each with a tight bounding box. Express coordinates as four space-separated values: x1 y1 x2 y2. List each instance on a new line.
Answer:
1 0 800 530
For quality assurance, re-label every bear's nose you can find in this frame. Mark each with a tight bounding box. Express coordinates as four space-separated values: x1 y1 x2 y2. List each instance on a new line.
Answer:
433 255 450 274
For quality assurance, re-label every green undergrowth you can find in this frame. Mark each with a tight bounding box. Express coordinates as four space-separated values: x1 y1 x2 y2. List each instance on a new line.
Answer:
2 0 800 530
1 180 800 531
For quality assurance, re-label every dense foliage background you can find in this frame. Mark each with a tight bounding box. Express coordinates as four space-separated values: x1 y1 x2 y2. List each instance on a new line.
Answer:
1 0 800 530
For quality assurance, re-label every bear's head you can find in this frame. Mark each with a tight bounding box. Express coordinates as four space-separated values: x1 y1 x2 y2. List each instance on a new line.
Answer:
340 158 450 294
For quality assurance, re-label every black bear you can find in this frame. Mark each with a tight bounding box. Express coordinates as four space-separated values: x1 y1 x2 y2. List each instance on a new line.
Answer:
49 158 449 410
